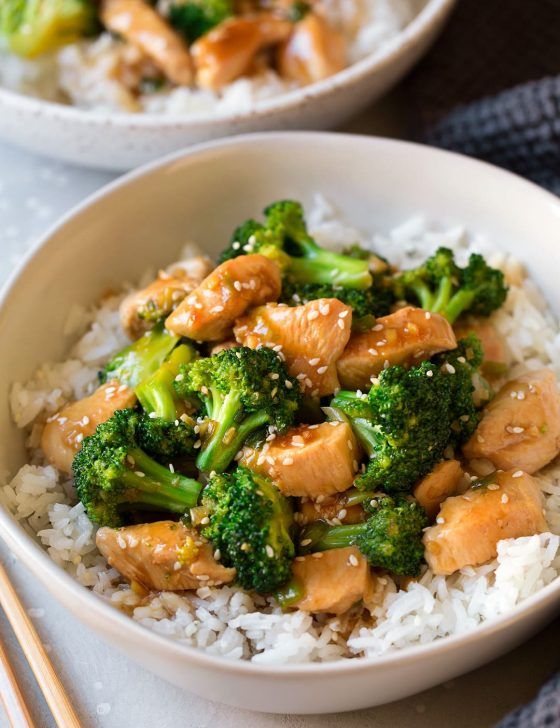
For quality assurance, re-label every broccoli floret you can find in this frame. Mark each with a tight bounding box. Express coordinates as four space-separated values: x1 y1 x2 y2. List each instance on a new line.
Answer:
217 200 372 290
174 346 300 473
298 494 428 576
169 0 232 43
1 0 97 57
394 247 507 323
432 334 484 445
135 343 198 421
280 278 395 320
99 321 179 388
199 467 295 593
73 409 202 527
331 360 457 493
135 414 196 462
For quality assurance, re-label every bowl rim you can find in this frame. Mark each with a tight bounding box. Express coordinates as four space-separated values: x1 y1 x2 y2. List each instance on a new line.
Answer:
1 131 560 679
0 0 454 128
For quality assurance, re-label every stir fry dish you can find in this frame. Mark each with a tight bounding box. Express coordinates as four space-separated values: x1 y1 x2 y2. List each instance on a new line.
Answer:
37 199 560 621
0 0 349 98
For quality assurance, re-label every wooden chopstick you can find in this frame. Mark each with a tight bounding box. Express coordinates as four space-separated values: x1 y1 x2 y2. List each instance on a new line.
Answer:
0 561 83 728
0 635 36 728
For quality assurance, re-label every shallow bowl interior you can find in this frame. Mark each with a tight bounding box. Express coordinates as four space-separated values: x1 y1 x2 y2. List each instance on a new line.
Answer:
1 133 560 713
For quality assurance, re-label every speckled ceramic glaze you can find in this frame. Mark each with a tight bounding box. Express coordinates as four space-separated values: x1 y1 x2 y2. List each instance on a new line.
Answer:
0 0 454 170
1 133 560 713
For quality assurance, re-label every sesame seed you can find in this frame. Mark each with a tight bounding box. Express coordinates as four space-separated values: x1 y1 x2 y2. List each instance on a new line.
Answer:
173 562 182 571
477 434 485 443
436 517 445 524
304 378 313 389
308 311 319 321
457 356 466 364
210 305 224 313
232 242 241 250
194 440 202 449
300 538 312 547
265 545 274 558
271 387 278 398
445 364 456 374
348 554 359 566
352 459 358 470
316 365 328 375
501 494 509 504
425 311 431 319
175 374 184 382
426 370 433 378
75 433 84 443
295 556 305 562
233 280 242 291
339 310 349 318
283 457 294 465
117 536 126 549
285 380 293 389
240 542 251 552
368 348 378 356
338 509 347 520
134 471 145 478
197 575 210 581
148 412 157 419
337 319 345 330
169 464 175 473
312 552 324 559
512 470 524 478
372 324 384 331
487 484 500 491
347 439 353 450
512 426 525 434
319 303 330 315
376 340 387 346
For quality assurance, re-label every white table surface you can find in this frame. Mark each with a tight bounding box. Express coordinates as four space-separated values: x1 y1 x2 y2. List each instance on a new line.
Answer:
1 104 559 728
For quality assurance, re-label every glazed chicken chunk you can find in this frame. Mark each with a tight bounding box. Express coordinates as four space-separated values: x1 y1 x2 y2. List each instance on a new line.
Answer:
337 306 457 390
297 491 366 526
192 14 292 90
289 547 375 615
423 470 547 575
241 421 359 497
166 253 281 341
463 369 560 474
413 460 464 521
101 0 193 86
96 521 236 591
277 12 346 85
234 298 352 397
41 381 136 473
120 256 213 339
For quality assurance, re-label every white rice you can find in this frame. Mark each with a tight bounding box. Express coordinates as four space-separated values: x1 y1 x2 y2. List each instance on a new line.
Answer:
0 0 419 115
3 196 560 664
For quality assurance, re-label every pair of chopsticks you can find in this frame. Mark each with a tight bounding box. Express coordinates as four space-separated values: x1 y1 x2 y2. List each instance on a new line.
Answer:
0 560 82 728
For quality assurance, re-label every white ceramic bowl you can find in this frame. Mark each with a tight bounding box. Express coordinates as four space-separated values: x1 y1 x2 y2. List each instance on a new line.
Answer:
1 133 560 714
0 0 454 171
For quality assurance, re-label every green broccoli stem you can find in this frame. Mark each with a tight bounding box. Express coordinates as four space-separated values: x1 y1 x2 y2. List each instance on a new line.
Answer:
300 520 365 554
274 578 305 610
124 448 202 510
409 280 435 310
196 392 270 473
431 276 454 314
443 289 477 323
288 247 372 290
136 343 198 421
140 383 177 422
326 403 379 458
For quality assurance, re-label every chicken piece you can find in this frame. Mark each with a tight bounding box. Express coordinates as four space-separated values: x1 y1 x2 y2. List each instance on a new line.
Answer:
277 12 346 85
297 491 365 526
120 256 213 339
413 460 464 521
423 470 547 575
101 0 193 86
337 306 457 390
41 381 136 474
96 521 236 590
166 254 281 341
289 547 375 614
192 14 292 90
454 318 509 378
234 298 352 397
241 421 358 497
463 369 560 474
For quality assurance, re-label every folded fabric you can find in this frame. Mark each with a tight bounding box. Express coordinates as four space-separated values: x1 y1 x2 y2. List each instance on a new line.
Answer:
496 671 560 728
404 0 560 193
